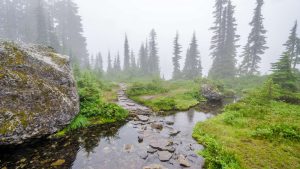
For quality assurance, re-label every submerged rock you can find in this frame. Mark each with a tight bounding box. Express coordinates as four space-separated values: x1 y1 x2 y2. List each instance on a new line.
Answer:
143 164 167 169
178 155 191 167
151 122 163 130
157 151 173 162
201 84 223 101
0 41 79 145
137 115 149 122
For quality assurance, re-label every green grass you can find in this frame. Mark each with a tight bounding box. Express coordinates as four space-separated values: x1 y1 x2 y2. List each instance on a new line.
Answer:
127 79 204 111
193 82 300 169
55 69 128 137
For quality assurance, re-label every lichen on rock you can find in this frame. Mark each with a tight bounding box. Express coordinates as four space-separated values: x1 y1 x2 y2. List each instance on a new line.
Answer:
0 41 79 145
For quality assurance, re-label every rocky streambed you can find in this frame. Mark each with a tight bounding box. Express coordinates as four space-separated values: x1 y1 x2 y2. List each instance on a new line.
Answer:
0 84 227 169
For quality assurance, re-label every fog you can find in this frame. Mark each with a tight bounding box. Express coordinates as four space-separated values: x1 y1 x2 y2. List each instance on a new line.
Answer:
74 0 300 79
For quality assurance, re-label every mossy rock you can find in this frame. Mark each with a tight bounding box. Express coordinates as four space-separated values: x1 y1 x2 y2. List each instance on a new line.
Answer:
0 41 79 145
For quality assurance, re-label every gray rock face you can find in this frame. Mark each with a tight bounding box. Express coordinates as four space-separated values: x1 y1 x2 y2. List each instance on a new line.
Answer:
201 84 223 101
0 41 79 145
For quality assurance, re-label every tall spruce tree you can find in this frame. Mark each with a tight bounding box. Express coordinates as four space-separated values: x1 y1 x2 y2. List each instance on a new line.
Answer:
223 1 239 78
182 33 202 79
123 34 130 71
148 29 160 76
94 52 103 75
35 0 48 45
239 0 268 75
283 21 299 69
107 52 112 74
130 50 137 69
271 53 297 91
139 43 148 75
209 0 227 60
209 0 239 79
116 53 121 72
172 32 182 79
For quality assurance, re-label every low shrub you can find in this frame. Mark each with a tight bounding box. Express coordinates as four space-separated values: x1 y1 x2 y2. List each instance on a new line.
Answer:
193 124 241 169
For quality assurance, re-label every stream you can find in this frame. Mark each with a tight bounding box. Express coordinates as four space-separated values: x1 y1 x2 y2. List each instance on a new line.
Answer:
0 84 232 169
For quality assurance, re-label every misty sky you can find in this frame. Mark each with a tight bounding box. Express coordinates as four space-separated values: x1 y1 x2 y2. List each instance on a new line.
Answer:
74 0 300 79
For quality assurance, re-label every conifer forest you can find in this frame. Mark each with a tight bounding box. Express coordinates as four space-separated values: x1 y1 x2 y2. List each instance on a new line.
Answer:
0 0 299 169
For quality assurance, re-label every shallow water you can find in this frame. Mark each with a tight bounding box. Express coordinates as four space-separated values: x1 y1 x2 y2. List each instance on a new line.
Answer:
0 108 216 169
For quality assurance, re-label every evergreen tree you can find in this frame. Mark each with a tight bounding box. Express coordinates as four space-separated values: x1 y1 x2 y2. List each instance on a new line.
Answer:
239 0 268 75
107 52 112 74
148 29 160 76
209 1 239 79
35 0 48 45
116 53 121 72
139 43 148 75
223 1 239 78
172 32 182 79
94 52 103 75
182 33 202 79
209 0 227 60
123 34 130 71
130 50 137 69
271 53 297 91
282 21 299 69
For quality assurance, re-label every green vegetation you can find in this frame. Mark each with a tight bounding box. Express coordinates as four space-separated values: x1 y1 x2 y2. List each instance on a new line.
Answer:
126 79 204 111
193 80 300 169
56 69 128 136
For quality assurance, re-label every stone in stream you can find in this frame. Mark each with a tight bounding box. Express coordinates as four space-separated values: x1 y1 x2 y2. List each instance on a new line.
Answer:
138 152 148 160
169 129 181 136
138 135 144 143
165 121 174 125
143 164 167 169
149 139 173 151
147 147 157 154
157 151 173 162
178 155 191 167
123 144 134 153
127 103 135 106
137 115 149 122
151 123 163 130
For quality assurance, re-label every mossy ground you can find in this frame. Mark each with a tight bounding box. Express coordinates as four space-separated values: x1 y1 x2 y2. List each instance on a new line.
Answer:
127 80 205 111
193 88 300 169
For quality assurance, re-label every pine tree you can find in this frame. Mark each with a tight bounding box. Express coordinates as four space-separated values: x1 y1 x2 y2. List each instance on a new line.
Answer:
148 29 160 76
94 52 103 75
130 50 137 69
223 1 239 78
183 33 202 79
116 53 121 72
107 52 112 74
139 43 148 75
239 0 268 75
35 0 48 45
271 53 297 91
209 1 239 79
210 0 227 60
123 34 130 71
283 21 299 69
172 32 182 79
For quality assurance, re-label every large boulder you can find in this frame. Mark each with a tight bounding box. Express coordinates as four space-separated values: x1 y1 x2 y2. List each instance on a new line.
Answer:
0 41 79 145
201 84 223 101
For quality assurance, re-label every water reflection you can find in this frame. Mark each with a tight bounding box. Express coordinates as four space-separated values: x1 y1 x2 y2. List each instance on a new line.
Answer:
0 101 231 169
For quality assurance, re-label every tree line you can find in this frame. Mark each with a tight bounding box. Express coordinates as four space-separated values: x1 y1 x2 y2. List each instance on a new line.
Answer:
0 0 299 82
0 0 89 67
90 0 299 82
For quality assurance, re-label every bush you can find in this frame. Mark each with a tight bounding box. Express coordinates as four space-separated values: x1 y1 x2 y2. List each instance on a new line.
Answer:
193 124 241 169
127 80 168 96
252 124 300 141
